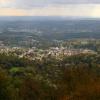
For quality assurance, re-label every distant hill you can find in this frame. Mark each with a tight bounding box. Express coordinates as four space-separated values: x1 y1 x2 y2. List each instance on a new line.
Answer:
0 18 100 45
0 16 100 21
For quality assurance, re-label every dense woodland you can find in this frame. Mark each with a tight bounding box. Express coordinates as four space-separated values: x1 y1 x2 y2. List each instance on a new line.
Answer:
0 53 100 100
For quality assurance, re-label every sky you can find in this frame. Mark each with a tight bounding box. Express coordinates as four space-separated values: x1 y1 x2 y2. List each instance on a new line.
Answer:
0 0 100 17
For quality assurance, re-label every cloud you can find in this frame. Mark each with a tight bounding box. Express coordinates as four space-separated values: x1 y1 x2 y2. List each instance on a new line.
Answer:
0 0 100 9
12 0 100 9
0 8 28 16
0 0 14 8
0 4 100 17
52 0 100 4
0 0 100 17
29 4 100 17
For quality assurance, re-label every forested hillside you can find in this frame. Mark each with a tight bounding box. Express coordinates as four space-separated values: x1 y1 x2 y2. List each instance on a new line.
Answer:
0 53 100 100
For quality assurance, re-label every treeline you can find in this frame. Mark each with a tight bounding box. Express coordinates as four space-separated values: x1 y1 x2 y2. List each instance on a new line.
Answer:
0 53 100 100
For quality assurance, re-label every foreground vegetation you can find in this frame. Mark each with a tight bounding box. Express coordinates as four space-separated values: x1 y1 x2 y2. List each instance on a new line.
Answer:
0 53 100 100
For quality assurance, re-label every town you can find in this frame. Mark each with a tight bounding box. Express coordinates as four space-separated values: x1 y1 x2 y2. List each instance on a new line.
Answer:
0 44 97 61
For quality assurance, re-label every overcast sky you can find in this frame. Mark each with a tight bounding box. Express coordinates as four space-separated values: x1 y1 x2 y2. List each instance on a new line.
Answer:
0 0 100 17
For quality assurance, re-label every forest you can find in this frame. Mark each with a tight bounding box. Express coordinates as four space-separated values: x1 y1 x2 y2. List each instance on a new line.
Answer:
0 53 100 100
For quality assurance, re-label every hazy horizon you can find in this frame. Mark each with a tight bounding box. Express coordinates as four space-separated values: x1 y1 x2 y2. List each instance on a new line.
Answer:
0 16 100 21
